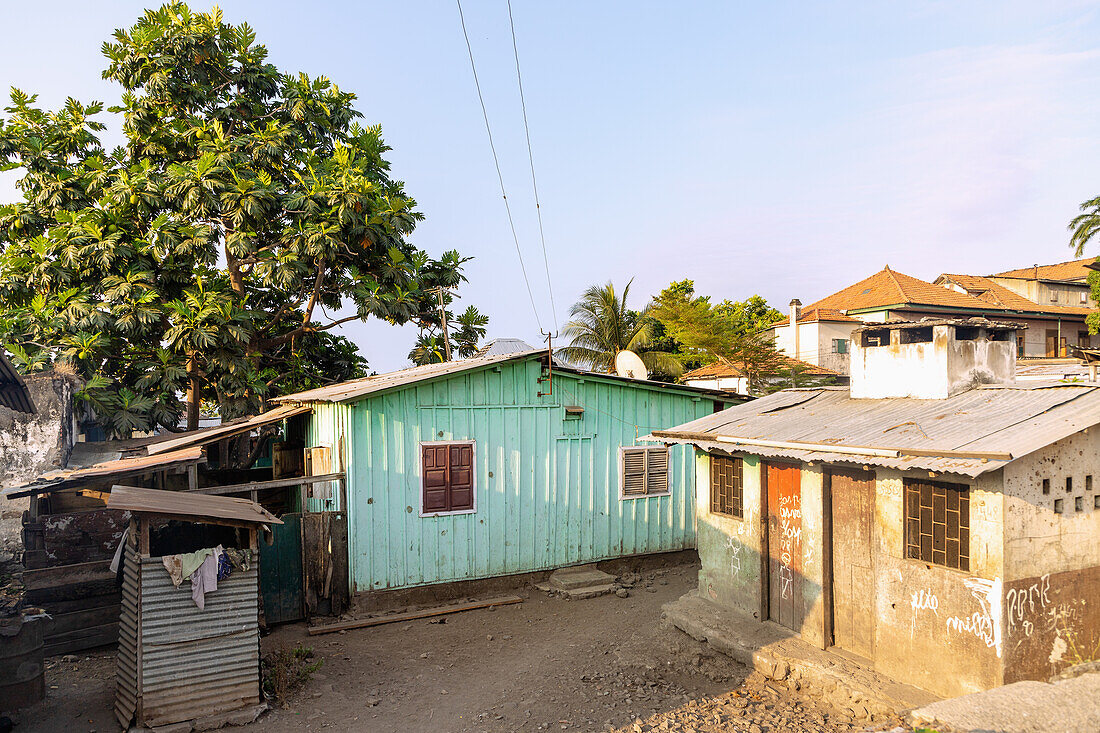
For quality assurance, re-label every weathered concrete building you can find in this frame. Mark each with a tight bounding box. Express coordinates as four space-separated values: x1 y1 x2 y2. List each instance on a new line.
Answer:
655 319 1100 698
0 371 79 552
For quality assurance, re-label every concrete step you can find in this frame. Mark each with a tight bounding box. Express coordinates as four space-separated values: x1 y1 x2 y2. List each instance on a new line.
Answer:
547 564 616 591
661 591 938 718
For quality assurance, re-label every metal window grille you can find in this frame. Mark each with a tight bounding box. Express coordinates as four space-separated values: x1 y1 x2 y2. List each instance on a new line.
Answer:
710 455 743 518
622 447 669 497
905 479 969 571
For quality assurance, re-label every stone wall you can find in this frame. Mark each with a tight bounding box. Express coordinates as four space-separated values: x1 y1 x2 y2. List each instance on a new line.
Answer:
0 372 79 552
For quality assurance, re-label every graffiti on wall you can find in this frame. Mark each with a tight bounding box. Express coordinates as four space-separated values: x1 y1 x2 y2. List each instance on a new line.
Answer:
945 576 1003 658
910 588 939 615
777 493 801 600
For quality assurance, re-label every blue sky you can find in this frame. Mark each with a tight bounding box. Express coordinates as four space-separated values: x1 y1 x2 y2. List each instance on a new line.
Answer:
3 1 1100 371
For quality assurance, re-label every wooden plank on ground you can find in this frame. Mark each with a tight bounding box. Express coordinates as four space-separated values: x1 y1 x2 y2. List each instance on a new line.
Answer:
307 595 524 635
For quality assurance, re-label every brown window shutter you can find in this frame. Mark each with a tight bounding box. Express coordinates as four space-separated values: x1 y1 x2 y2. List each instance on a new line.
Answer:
423 444 450 512
645 448 669 495
622 448 647 495
449 444 474 511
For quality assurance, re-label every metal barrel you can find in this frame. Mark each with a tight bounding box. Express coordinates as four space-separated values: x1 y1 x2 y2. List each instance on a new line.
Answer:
0 615 46 711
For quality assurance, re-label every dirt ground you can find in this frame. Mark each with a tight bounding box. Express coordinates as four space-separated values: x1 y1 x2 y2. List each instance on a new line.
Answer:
10 560 905 733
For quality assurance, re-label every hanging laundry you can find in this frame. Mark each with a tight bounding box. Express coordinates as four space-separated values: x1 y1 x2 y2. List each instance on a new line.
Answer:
217 548 232 581
224 547 251 572
161 547 214 588
191 547 222 610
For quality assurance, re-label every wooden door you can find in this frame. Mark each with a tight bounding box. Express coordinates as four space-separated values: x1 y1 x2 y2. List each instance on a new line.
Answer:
829 468 876 659
766 463 803 631
259 513 304 625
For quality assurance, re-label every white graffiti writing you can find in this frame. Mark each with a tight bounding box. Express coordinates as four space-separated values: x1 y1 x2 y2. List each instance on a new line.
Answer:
1006 575 1051 638
725 535 744 576
944 576 1002 658
910 589 939 615
779 565 794 600
777 493 801 581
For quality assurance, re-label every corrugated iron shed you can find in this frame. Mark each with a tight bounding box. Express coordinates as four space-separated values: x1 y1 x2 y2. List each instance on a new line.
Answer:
650 382 1100 477
108 485 282 526
0 351 35 414
2 447 205 499
114 544 261 729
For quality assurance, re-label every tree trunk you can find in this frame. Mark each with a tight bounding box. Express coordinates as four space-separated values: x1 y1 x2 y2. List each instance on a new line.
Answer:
186 353 200 431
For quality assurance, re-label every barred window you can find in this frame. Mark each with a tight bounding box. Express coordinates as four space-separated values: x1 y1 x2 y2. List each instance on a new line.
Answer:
710 455 743 518
905 479 969 571
621 447 670 498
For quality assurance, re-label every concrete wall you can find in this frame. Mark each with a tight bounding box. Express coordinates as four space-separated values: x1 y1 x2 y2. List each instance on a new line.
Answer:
772 321 855 374
1000 429 1100 683
870 468 1006 698
0 372 79 552
695 451 764 615
851 324 1015 399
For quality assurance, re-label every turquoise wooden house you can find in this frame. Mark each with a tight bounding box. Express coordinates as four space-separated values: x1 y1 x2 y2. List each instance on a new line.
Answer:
275 349 730 594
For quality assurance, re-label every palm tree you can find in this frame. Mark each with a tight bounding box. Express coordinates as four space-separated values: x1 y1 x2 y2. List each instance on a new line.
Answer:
557 280 682 378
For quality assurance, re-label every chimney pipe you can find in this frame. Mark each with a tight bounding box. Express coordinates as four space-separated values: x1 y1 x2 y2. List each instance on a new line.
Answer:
789 299 802 360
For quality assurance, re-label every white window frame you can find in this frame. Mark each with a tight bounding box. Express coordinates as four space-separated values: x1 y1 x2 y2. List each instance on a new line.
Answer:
418 440 478 518
619 445 671 500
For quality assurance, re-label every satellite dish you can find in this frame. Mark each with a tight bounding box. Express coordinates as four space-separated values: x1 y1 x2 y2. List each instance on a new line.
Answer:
615 350 648 380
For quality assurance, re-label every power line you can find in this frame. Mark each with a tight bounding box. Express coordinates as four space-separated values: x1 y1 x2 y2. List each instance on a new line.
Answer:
506 0 558 334
456 0 543 332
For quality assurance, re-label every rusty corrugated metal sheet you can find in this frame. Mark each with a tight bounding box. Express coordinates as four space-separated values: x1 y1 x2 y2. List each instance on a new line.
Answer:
653 382 1100 477
145 404 311 455
107 485 282 526
114 544 140 729
2 447 205 499
117 551 261 729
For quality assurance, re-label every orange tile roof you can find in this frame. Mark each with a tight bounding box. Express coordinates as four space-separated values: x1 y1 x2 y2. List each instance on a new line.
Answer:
802 266 1094 318
936 273 1093 316
992 257 1099 282
802 267 987 312
682 355 839 380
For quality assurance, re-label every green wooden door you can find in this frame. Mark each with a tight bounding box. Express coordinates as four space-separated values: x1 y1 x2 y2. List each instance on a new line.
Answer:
259 513 304 625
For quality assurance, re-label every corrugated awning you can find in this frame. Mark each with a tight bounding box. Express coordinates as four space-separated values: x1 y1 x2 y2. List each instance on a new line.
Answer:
145 404 311 455
3 446 205 499
108 484 282 525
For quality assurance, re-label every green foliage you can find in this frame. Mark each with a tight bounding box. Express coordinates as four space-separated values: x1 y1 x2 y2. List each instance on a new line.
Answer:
407 267 489 366
261 644 323 707
1068 198 1100 335
557 279 682 378
650 281 793 395
0 2 483 435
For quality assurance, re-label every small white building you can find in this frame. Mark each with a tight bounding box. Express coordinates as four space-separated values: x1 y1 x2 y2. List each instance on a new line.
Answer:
657 318 1100 699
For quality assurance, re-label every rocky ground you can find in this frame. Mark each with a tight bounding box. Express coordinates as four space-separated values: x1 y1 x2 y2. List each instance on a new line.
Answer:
10 559 910 733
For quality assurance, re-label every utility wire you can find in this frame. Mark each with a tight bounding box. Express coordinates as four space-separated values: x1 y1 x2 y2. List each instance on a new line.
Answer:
456 0 543 332
506 0 558 333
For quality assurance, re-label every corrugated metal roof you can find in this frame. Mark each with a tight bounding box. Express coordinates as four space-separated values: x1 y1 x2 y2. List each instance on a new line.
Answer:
274 350 544 403
0 351 35 414
275 350 729 404
146 404 311 455
108 485 282 525
474 338 538 357
650 382 1100 477
2 446 206 499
